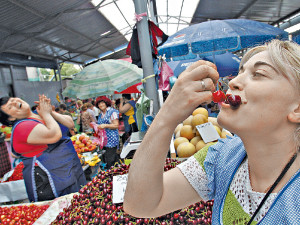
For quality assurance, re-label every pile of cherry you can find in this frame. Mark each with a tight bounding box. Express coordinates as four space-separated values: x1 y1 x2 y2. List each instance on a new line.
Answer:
0 204 49 225
51 159 213 225
2 162 24 182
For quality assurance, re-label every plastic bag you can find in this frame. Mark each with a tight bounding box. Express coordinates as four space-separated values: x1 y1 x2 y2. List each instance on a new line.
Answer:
90 122 108 149
158 61 174 91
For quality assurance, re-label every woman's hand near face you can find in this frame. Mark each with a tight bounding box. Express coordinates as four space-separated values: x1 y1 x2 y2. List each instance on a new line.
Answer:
124 60 218 217
28 94 62 145
161 60 219 125
35 95 52 118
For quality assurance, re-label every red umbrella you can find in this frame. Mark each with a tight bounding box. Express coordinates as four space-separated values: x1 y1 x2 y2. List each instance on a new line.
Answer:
114 82 143 94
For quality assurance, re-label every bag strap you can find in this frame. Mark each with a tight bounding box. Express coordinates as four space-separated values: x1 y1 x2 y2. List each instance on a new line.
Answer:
247 153 297 225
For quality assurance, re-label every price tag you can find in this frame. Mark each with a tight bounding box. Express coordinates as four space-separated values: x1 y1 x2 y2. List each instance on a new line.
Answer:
196 122 220 143
112 174 128 204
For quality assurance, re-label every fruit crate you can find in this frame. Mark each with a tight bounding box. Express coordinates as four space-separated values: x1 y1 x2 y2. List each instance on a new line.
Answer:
33 193 76 225
0 180 28 203
0 199 52 225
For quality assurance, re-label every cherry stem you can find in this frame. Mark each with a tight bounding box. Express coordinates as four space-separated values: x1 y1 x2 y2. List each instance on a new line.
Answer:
217 81 229 102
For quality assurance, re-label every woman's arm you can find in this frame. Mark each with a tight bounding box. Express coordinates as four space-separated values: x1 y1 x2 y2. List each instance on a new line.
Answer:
98 119 119 130
27 95 62 144
51 110 75 129
123 61 219 218
119 99 131 114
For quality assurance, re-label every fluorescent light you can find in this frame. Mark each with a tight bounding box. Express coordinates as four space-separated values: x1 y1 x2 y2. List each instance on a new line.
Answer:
100 30 111 36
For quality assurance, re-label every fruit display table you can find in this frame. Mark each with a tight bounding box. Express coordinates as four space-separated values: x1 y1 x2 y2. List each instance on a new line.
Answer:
81 151 104 181
0 198 53 225
33 193 76 225
47 159 213 225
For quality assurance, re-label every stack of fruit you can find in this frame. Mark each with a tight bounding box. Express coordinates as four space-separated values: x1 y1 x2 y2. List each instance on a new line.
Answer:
0 204 49 225
50 159 213 225
84 154 101 167
0 125 12 139
71 134 97 154
1 162 24 183
174 107 232 158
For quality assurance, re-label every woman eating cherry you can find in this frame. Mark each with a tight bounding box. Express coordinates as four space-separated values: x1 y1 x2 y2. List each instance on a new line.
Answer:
124 39 300 224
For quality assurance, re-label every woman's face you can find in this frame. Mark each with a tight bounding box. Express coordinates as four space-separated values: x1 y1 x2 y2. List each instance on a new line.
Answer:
98 101 107 112
1 97 31 120
217 50 299 136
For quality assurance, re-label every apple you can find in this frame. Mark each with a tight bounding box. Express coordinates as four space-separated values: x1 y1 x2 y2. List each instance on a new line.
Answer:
78 143 85 148
79 135 85 141
82 138 88 145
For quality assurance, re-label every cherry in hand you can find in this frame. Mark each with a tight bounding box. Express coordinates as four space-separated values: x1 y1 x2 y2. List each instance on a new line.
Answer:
212 90 226 103
226 94 242 109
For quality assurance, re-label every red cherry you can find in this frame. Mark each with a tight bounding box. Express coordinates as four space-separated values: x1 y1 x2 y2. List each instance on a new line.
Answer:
212 90 226 103
227 94 242 109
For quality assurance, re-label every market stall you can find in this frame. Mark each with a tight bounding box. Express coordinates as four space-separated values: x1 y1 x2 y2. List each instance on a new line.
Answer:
1 157 213 225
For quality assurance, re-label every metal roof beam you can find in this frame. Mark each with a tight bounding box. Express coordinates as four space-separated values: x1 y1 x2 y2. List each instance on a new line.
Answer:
6 0 115 53
4 49 83 64
233 0 259 19
271 8 300 26
0 25 98 59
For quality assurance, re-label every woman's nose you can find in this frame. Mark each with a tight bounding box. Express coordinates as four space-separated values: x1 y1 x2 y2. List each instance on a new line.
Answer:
228 73 244 91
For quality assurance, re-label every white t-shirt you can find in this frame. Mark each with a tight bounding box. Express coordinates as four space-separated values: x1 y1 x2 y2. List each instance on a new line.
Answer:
93 106 100 117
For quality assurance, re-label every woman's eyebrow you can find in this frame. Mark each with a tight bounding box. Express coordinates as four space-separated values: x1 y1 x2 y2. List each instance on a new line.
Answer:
254 61 278 73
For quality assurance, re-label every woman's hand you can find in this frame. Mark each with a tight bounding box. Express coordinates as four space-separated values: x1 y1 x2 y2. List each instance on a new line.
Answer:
35 94 52 118
161 60 219 125
98 124 106 129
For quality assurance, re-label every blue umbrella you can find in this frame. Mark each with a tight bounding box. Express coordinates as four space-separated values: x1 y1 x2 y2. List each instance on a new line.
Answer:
166 58 200 77
166 52 240 78
203 52 241 77
158 19 288 59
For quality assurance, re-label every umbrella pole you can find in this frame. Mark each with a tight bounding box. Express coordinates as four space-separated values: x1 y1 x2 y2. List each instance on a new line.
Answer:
133 0 159 115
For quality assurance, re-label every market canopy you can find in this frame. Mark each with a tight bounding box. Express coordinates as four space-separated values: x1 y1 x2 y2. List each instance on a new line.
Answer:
0 0 299 67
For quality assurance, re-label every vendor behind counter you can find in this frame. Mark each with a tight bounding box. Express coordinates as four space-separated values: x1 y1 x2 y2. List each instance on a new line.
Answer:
0 95 86 202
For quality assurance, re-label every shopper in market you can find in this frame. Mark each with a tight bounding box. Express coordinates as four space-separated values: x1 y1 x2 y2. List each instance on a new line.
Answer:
119 94 139 141
124 39 300 224
95 96 120 169
86 102 97 122
77 103 96 133
0 94 86 202
57 103 76 136
91 100 100 120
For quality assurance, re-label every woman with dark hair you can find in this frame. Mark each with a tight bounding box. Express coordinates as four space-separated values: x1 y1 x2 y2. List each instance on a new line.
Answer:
119 94 138 141
95 96 119 169
0 95 86 202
